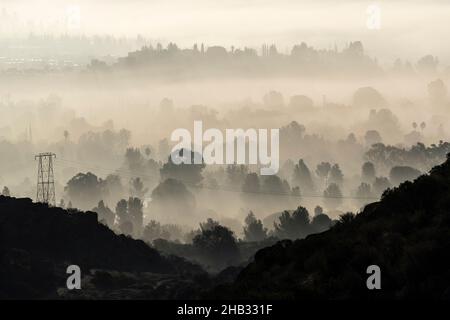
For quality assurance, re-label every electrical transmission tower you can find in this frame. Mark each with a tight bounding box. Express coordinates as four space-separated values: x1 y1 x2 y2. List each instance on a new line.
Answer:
35 152 56 206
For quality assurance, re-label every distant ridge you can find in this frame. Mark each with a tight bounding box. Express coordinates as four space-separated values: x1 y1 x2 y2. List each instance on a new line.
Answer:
210 154 450 299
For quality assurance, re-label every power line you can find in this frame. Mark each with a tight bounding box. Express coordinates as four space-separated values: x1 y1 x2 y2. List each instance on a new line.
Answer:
54 157 380 201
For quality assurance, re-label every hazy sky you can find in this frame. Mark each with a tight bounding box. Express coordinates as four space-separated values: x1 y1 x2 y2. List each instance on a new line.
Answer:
1 0 450 64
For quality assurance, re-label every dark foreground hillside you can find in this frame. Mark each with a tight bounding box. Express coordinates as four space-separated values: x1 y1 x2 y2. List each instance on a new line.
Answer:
210 155 450 299
0 197 205 299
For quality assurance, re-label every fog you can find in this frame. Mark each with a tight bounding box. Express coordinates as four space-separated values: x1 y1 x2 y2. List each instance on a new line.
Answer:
1 0 450 245
2 0 450 63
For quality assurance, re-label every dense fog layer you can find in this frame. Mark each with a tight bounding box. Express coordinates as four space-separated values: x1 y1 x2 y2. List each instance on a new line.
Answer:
1 1 450 250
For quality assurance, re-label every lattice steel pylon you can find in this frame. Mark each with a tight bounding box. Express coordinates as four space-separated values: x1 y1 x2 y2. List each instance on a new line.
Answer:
35 152 56 206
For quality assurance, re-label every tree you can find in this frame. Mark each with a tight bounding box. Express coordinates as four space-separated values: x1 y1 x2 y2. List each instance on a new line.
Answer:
150 178 196 224
428 79 447 105
362 161 376 183
355 183 373 208
292 159 315 193
130 177 148 199
314 205 324 216
338 212 355 225
389 166 421 185
311 213 333 233
274 206 311 240
103 174 124 204
323 183 342 209
242 173 260 193
316 162 331 188
143 220 170 244
125 148 146 174
243 212 268 242
115 199 128 228
420 122 426 131
128 197 144 237
417 55 438 74
160 149 205 187
364 130 382 146
2 186 10 197
193 224 240 269
144 146 152 158
200 218 220 232
263 90 284 108
353 87 386 108
289 95 314 110
372 177 391 196
92 200 115 228
65 172 104 210
329 164 344 186
262 175 289 194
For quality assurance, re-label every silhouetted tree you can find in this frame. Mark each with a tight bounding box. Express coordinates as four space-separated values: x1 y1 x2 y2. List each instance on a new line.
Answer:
353 87 386 108
160 149 205 187
389 166 421 185
2 186 10 197
262 175 289 194
115 199 128 229
128 197 144 237
417 55 438 74
314 205 324 216
311 213 333 233
316 162 331 188
364 130 382 146
329 164 344 186
200 218 220 232
274 206 311 240
93 200 115 228
243 211 268 242
428 79 447 105
362 161 376 183
65 172 104 210
372 176 391 196
292 159 315 193
143 220 170 244
130 177 148 199
150 178 196 223
338 212 355 225
355 182 373 208
263 90 284 108
289 95 314 110
193 223 240 269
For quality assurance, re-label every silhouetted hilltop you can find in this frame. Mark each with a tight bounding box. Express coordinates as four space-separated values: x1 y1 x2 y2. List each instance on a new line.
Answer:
104 41 381 78
0 197 204 299
210 155 450 299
